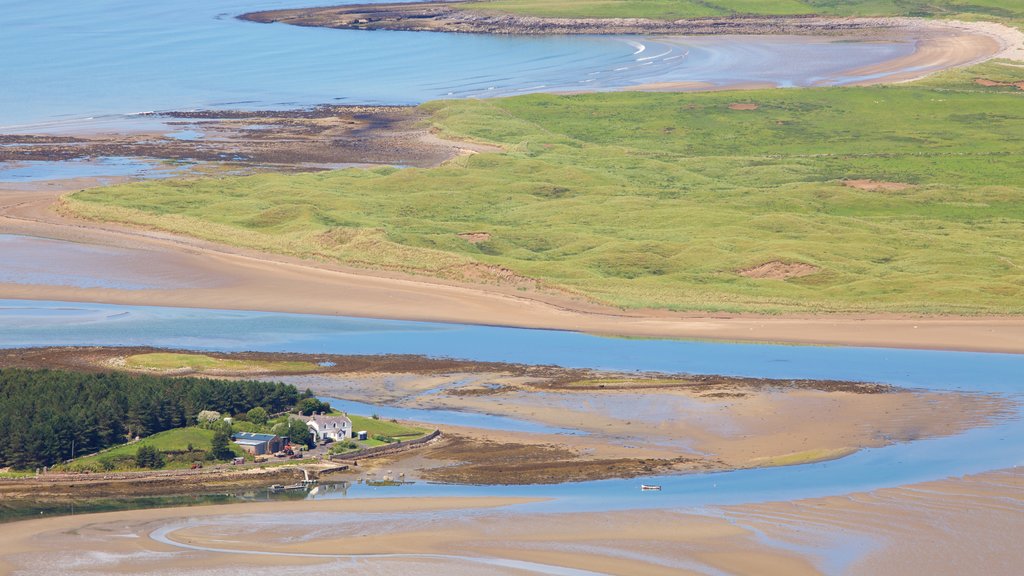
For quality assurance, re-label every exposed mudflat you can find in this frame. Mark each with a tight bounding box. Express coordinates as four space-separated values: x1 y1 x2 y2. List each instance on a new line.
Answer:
0 105 489 171
0 345 895 394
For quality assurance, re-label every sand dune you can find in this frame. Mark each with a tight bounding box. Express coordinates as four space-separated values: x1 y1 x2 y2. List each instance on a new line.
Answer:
2 186 1023 353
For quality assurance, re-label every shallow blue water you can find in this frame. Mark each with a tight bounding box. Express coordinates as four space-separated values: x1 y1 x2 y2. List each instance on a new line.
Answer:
1 299 1021 511
321 395 583 436
0 0 916 130
0 157 182 183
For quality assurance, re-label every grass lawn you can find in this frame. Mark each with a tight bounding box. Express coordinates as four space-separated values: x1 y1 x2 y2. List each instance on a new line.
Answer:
329 415 430 454
67 62 1024 315
62 427 245 471
462 0 1024 23
347 415 429 439
124 353 318 373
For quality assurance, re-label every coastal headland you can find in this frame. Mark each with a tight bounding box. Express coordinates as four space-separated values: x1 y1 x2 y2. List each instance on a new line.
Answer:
241 3 1022 87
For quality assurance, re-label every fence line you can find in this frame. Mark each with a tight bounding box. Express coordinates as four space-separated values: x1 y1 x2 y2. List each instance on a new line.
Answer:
328 430 441 462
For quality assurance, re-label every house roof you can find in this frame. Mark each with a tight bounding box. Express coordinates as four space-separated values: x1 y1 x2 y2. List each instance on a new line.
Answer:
300 413 352 427
233 439 265 447
232 432 278 443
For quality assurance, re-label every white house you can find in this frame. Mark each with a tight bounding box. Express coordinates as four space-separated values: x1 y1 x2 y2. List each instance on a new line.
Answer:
301 412 353 442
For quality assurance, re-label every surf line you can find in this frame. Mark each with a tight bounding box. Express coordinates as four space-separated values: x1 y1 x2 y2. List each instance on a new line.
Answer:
151 523 610 576
625 40 646 55
637 48 674 62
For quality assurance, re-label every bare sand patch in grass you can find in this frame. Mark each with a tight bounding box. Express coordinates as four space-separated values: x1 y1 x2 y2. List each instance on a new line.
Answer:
842 179 914 191
457 231 491 243
975 77 1024 90
740 260 819 280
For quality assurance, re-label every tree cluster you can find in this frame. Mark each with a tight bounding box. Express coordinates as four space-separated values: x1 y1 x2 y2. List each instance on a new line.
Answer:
0 368 300 469
296 397 331 416
135 445 165 469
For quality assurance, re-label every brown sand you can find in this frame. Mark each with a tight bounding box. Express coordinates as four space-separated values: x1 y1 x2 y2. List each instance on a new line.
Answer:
739 260 819 279
724 468 1024 575
839 20 1007 85
842 179 914 191
274 370 1008 483
2 187 1024 354
2 469 1019 576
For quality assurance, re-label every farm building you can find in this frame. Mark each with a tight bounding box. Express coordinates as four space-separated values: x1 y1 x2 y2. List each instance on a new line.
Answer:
300 412 353 442
231 432 283 455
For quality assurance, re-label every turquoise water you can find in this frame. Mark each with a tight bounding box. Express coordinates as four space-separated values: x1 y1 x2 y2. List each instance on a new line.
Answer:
0 157 183 183
1 299 1021 511
0 0 916 130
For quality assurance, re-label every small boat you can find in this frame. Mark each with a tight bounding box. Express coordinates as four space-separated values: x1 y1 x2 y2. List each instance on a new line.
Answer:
269 483 308 493
640 484 662 491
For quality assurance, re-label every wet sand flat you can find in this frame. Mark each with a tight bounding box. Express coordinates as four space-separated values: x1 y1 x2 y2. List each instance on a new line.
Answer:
0 234 222 290
277 369 1009 483
2 470 1019 576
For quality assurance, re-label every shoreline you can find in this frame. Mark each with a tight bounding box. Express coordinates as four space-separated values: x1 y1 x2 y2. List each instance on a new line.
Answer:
2 186 1024 354
241 4 1024 88
2 17 1022 354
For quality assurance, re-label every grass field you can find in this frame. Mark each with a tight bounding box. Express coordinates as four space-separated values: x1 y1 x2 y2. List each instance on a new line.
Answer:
67 62 1024 315
347 415 429 439
124 353 318 373
63 427 245 471
463 0 1024 23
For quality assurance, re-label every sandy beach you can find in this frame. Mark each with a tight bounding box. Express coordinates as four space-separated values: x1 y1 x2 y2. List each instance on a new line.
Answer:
2 469 1019 576
2 185 1023 353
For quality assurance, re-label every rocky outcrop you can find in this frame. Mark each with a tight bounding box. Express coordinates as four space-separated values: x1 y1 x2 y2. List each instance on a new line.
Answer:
240 2 907 37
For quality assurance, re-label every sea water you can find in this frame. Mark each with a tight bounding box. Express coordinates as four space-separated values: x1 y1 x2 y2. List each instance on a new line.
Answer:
0 0 917 130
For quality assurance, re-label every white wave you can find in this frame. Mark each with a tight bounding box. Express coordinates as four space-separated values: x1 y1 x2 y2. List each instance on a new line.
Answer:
637 48 673 62
625 40 646 55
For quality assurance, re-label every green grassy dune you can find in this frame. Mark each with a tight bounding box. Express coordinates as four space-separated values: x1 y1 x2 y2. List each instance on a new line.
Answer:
124 353 318 374
67 62 1024 314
